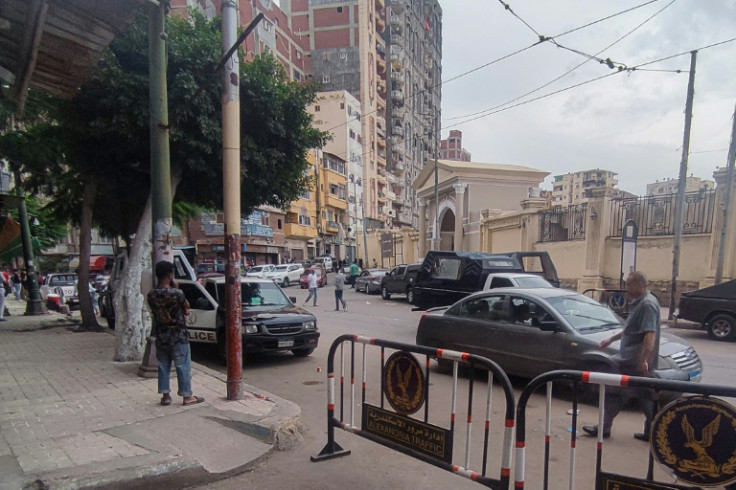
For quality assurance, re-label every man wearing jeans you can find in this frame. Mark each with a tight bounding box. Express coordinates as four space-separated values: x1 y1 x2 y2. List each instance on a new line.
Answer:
147 261 204 406
303 269 318 306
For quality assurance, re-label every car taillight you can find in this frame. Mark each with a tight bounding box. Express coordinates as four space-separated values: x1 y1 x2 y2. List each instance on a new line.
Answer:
371 277 380 282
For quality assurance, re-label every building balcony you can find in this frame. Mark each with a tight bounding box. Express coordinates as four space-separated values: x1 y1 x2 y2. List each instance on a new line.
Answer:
377 166 386 177
375 0 384 9
284 222 317 240
391 90 404 105
390 70 402 83
376 55 386 73
377 192 387 203
377 78 386 94
394 160 405 172
325 195 348 210
391 125 404 137
390 54 403 70
376 136 386 149
376 16 385 33
326 220 340 233
390 15 401 27
386 190 397 201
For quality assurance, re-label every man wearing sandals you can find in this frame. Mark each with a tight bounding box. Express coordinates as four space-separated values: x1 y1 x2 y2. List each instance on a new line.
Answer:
147 261 204 407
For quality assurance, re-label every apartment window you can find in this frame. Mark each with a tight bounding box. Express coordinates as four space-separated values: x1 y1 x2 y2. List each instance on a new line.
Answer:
337 6 343 13
338 184 346 199
277 219 282 229
293 70 301 81
349 129 355 139
315 105 320 112
340 102 345 109
298 215 311 225
296 51 302 59
300 189 310 199
347 106 352 115
322 75 330 83
264 21 272 32
329 183 338 195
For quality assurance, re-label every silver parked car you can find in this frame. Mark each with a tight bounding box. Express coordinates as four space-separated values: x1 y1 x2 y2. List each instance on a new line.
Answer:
416 288 702 382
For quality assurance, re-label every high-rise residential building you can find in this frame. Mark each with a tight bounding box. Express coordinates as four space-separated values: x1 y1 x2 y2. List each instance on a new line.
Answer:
286 0 388 228
646 176 715 196
386 0 442 227
551 169 619 206
286 0 441 229
308 90 364 261
439 130 471 162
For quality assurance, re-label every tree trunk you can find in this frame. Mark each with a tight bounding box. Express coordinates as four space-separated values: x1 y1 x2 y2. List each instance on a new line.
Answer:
113 197 152 361
112 173 180 362
77 181 101 330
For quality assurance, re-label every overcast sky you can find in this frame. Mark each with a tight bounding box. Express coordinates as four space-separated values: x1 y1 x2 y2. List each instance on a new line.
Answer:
438 0 736 195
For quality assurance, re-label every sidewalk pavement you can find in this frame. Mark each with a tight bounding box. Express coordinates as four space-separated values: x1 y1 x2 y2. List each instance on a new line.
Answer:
0 299 301 490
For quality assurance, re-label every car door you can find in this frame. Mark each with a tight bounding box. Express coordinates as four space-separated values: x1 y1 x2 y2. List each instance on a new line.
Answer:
178 280 218 344
506 295 577 376
439 294 516 369
389 266 406 293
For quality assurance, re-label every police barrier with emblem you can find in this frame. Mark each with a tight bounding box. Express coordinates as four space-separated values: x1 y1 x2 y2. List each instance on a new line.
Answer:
514 370 736 489
311 335 516 490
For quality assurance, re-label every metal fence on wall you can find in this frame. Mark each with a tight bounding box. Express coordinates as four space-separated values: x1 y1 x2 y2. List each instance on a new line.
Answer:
538 204 587 243
609 190 716 237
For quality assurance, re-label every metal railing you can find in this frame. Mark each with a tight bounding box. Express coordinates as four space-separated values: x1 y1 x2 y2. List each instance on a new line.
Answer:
515 370 736 489
538 204 587 242
609 190 716 237
312 335 516 489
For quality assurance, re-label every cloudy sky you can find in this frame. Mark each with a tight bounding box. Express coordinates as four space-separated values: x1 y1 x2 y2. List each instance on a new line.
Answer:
438 0 736 195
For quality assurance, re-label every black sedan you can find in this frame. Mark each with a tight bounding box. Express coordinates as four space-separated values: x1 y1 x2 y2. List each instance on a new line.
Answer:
355 269 389 294
416 288 702 382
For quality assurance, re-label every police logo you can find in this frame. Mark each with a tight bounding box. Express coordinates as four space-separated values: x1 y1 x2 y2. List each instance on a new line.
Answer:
651 396 736 486
384 351 425 415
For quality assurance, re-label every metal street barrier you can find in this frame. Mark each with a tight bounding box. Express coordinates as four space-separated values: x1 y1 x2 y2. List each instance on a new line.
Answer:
311 334 516 490
515 370 736 489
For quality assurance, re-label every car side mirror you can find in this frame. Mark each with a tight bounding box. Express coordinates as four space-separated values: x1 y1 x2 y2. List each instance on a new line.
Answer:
539 320 558 332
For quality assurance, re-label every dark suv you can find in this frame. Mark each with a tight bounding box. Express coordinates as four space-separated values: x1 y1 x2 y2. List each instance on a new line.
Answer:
380 263 421 303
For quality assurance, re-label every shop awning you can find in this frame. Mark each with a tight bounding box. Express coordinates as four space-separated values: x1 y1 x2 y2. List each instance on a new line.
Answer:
68 255 109 271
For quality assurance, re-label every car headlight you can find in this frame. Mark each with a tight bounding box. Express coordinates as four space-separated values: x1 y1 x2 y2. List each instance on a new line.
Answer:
304 320 317 330
244 324 258 334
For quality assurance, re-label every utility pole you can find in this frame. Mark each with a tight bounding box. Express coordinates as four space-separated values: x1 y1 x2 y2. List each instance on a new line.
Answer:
433 114 440 250
668 51 697 319
150 0 172 266
715 103 736 284
14 178 44 315
222 0 242 400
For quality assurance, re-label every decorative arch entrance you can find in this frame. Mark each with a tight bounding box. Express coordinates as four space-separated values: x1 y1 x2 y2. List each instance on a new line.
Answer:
439 208 455 251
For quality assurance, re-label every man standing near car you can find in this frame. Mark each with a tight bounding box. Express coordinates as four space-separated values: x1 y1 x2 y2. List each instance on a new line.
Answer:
349 260 359 289
583 271 660 441
147 261 204 407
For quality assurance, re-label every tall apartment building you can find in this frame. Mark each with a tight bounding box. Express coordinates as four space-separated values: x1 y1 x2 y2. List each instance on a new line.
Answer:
387 0 442 227
646 176 715 196
551 169 620 206
286 0 388 228
308 90 364 258
439 130 471 162
286 0 441 229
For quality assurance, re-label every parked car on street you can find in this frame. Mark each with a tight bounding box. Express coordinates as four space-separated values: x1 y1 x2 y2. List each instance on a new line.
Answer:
179 276 319 360
380 263 421 303
355 269 389 294
311 255 334 272
676 279 736 341
245 264 276 278
299 267 327 289
416 288 703 382
265 264 304 287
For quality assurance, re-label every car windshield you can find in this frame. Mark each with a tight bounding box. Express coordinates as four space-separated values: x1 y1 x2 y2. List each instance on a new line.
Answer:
515 276 552 288
249 266 265 273
217 282 290 309
273 265 289 272
546 295 621 331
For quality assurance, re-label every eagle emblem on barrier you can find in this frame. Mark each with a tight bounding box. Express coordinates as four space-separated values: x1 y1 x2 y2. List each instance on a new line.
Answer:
384 351 425 415
651 396 736 486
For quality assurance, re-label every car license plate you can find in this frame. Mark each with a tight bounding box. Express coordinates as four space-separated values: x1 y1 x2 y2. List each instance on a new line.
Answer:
278 338 294 348
689 370 701 380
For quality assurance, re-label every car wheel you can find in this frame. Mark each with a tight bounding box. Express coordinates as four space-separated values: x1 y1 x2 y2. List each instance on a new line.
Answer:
381 287 390 300
406 287 414 304
292 348 315 357
707 314 736 341
283 278 289 288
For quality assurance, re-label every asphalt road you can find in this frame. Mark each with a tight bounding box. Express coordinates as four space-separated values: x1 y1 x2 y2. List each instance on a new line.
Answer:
186 284 735 490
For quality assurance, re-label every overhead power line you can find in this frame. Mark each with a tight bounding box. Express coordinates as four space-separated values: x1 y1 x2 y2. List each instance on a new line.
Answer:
445 0 679 122
324 0 666 134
